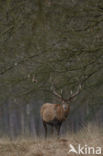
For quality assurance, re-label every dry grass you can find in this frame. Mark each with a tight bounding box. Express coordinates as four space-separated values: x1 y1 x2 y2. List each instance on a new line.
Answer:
0 124 103 156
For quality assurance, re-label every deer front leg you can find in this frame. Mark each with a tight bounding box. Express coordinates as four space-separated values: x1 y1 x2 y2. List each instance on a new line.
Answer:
55 122 62 138
50 125 54 136
43 121 47 138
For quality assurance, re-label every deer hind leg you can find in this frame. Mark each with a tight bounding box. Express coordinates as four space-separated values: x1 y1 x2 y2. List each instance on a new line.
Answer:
43 121 47 138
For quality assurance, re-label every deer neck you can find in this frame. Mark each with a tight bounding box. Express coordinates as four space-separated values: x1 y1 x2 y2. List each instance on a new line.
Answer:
61 103 69 119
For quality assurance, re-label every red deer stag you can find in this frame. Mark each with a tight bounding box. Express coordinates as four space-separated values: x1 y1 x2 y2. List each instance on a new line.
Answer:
40 84 81 138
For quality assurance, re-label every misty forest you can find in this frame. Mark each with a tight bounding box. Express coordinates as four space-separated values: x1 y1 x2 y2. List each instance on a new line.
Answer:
0 0 103 139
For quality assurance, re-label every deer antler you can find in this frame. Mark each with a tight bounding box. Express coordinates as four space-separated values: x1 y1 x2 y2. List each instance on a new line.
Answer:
52 89 63 99
66 84 82 102
51 85 64 101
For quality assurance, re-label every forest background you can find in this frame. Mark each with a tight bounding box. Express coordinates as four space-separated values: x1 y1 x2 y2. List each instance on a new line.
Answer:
0 0 103 138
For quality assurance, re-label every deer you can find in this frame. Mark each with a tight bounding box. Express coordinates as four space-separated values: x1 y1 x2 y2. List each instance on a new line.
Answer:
40 84 82 138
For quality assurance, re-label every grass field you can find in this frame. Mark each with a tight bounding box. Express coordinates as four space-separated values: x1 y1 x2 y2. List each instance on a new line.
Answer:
0 124 102 156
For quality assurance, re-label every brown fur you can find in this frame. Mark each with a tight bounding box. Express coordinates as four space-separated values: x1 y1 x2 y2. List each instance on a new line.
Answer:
40 103 70 123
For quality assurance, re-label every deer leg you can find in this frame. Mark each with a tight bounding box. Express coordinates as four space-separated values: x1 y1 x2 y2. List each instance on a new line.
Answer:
50 126 54 136
43 121 47 138
55 122 62 138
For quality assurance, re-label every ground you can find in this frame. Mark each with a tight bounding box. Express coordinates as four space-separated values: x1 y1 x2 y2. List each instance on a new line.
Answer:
0 124 102 156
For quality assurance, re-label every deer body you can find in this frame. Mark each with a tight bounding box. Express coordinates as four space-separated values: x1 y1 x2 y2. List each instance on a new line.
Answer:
40 102 70 137
41 103 70 122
